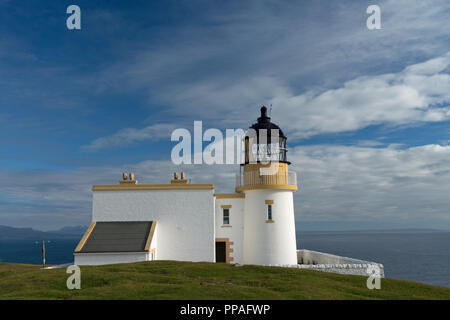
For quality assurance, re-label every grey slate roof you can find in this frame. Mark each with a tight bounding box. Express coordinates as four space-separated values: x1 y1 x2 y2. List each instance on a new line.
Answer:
79 221 154 253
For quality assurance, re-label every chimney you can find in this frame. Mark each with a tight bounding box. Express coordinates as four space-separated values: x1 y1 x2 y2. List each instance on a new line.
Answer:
171 171 188 184
119 172 138 185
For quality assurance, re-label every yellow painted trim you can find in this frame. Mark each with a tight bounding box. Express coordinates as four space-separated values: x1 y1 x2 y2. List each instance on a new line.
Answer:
265 220 275 223
214 193 245 199
236 184 298 192
265 200 274 204
221 225 232 228
144 222 157 251
119 180 138 185
93 184 214 191
74 222 96 253
170 179 188 184
221 205 232 209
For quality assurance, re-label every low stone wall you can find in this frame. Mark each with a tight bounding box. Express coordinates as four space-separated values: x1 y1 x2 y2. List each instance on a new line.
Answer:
265 249 384 277
296 249 385 277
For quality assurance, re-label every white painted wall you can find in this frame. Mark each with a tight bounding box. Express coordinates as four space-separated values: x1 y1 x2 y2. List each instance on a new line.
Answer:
243 189 297 265
214 197 245 264
150 223 158 260
74 252 149 266
92 189 215 262
296 250 385 277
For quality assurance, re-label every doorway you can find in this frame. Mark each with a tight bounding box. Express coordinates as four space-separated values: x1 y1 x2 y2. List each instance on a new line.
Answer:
215 241 226 263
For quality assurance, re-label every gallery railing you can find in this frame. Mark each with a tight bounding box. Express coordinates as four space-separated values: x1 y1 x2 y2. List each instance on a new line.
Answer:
236 170 297 189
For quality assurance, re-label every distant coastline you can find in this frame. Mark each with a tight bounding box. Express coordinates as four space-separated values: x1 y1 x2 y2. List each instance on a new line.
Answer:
297 228 450 234
2 224 448 240
0 225 87 240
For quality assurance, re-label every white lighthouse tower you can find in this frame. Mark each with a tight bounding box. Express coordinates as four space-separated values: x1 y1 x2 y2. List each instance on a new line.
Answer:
239 106 298 266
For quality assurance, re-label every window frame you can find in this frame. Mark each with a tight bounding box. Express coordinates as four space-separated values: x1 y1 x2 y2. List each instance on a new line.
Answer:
223 208 230 225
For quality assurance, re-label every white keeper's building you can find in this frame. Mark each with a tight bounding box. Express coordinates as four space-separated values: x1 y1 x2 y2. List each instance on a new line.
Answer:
74 107 299 266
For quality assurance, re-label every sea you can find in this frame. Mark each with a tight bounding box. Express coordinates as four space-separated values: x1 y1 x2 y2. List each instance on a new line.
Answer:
297 231 450 288
0 232 449 288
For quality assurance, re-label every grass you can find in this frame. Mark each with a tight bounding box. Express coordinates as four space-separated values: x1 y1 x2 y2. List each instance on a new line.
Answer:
0 260 449 300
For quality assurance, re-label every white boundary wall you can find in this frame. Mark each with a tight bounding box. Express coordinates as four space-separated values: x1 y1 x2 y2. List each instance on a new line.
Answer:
296 249 385 277
74 252 149 266
265 250 384 277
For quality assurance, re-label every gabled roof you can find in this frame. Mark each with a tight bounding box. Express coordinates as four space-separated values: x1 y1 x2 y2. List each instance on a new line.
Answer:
74 221 156 253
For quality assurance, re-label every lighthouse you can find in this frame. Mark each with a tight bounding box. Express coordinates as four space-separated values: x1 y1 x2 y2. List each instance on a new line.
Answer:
238 106 298 265
74 106 383 273
75 106 299 266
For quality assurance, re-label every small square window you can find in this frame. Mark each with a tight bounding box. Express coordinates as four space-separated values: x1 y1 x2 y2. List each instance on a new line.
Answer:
223 208 230 225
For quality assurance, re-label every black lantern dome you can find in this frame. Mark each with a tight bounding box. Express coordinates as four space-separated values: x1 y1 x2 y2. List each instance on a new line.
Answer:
244 106 289 164
249 106 286 138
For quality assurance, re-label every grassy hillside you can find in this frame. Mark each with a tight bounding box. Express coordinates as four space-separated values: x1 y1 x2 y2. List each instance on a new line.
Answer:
0 260 449 300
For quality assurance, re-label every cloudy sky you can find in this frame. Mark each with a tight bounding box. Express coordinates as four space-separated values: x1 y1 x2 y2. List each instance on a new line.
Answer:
0 0 449 231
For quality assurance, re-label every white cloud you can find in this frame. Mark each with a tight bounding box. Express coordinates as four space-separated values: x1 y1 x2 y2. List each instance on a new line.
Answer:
103 52 450 144
272 52 450 139
2 143 450 230
290 144 450 226
92 1 450 141
81 123 177 151
90 52 450 148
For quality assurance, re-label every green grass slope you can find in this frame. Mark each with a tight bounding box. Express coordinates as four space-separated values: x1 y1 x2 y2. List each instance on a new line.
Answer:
0 261 449 300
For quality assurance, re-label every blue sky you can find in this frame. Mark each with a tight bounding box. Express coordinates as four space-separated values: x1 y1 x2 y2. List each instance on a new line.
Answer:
0 0 449 230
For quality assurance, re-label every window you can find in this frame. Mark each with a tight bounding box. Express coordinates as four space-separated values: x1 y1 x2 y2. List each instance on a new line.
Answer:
265 200 274 222
223 208 230 225
267 204 273 220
